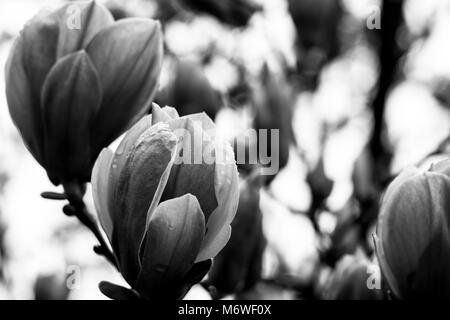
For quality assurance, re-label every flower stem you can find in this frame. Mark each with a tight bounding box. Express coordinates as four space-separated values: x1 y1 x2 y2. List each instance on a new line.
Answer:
62 181 118 270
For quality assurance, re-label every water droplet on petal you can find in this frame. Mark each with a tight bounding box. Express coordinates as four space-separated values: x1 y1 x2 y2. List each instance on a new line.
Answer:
116 144 125 156
111 158 118 169
155 264 168 273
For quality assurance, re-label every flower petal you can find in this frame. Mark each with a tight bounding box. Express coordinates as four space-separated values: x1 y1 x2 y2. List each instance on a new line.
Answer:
87 18 163 154
430 158 450 178
41 50 102 182
105 111 176 226
196 139 239 262
19 8 59 110
135 194 205 299
377 171 450 299
55 1 114 58
91 148 114 242
151 103 177 125
205 175 264 296
5 36 44 163
375 169 422 299
161 105 180 119
183 112 216 139
111 123 177 284
382 166 420 203
160 118 218 219
106 114 153 206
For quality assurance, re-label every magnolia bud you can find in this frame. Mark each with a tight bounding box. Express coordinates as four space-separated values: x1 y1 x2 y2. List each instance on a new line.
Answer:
92 104 239 299
374 160 450 299
5 1 163 185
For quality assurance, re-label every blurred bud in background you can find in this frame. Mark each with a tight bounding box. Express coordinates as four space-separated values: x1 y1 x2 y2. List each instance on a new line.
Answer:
205 170 265 299
320 201 363 267
351 146 380 225
320 254 383 300
173 0 262 27
156 59 222 120
431 77 450 109
92 105 239 299
253 65 294 183
306 154 333 229
287 0 343 89
5 1 163 185
374 159 450 299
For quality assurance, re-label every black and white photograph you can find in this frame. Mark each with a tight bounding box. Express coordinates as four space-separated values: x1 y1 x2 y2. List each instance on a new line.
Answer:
0 0 448 309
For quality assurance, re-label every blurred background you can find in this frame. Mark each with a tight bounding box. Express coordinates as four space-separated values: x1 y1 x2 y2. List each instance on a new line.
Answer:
1 0 450 299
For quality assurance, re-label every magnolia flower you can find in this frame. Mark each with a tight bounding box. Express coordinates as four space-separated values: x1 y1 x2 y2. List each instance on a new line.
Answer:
92 104 239 299
5 1 163 185
374 160 450 299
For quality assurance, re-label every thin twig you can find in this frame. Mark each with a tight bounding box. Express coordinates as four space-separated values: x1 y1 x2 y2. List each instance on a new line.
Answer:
51 181 119 270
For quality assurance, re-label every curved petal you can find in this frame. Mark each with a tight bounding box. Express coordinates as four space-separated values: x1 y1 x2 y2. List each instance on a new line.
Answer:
383 167 419 196
160 118 218 219
142 142 177 227
151 103 178 125
87 18 163 153
430 158 450 178
106 114 153 208
377 171 450 299
111 123 177 284
182 112 216 139
41 50 102 181
91 148 114 242
196 139 239 262
376 169 422 299
161 105 180 119
134 194 205 299
55 1 114 58
5 36 44 163
19 8 59 110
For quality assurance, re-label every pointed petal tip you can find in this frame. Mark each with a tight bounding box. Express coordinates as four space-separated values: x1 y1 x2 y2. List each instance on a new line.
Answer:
86 15 163 151
195 225 231 263
92 150 114 242
111 17 162 36
195 138 239 261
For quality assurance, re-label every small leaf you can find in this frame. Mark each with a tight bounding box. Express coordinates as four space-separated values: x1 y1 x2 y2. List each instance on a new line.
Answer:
99 281 140 300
